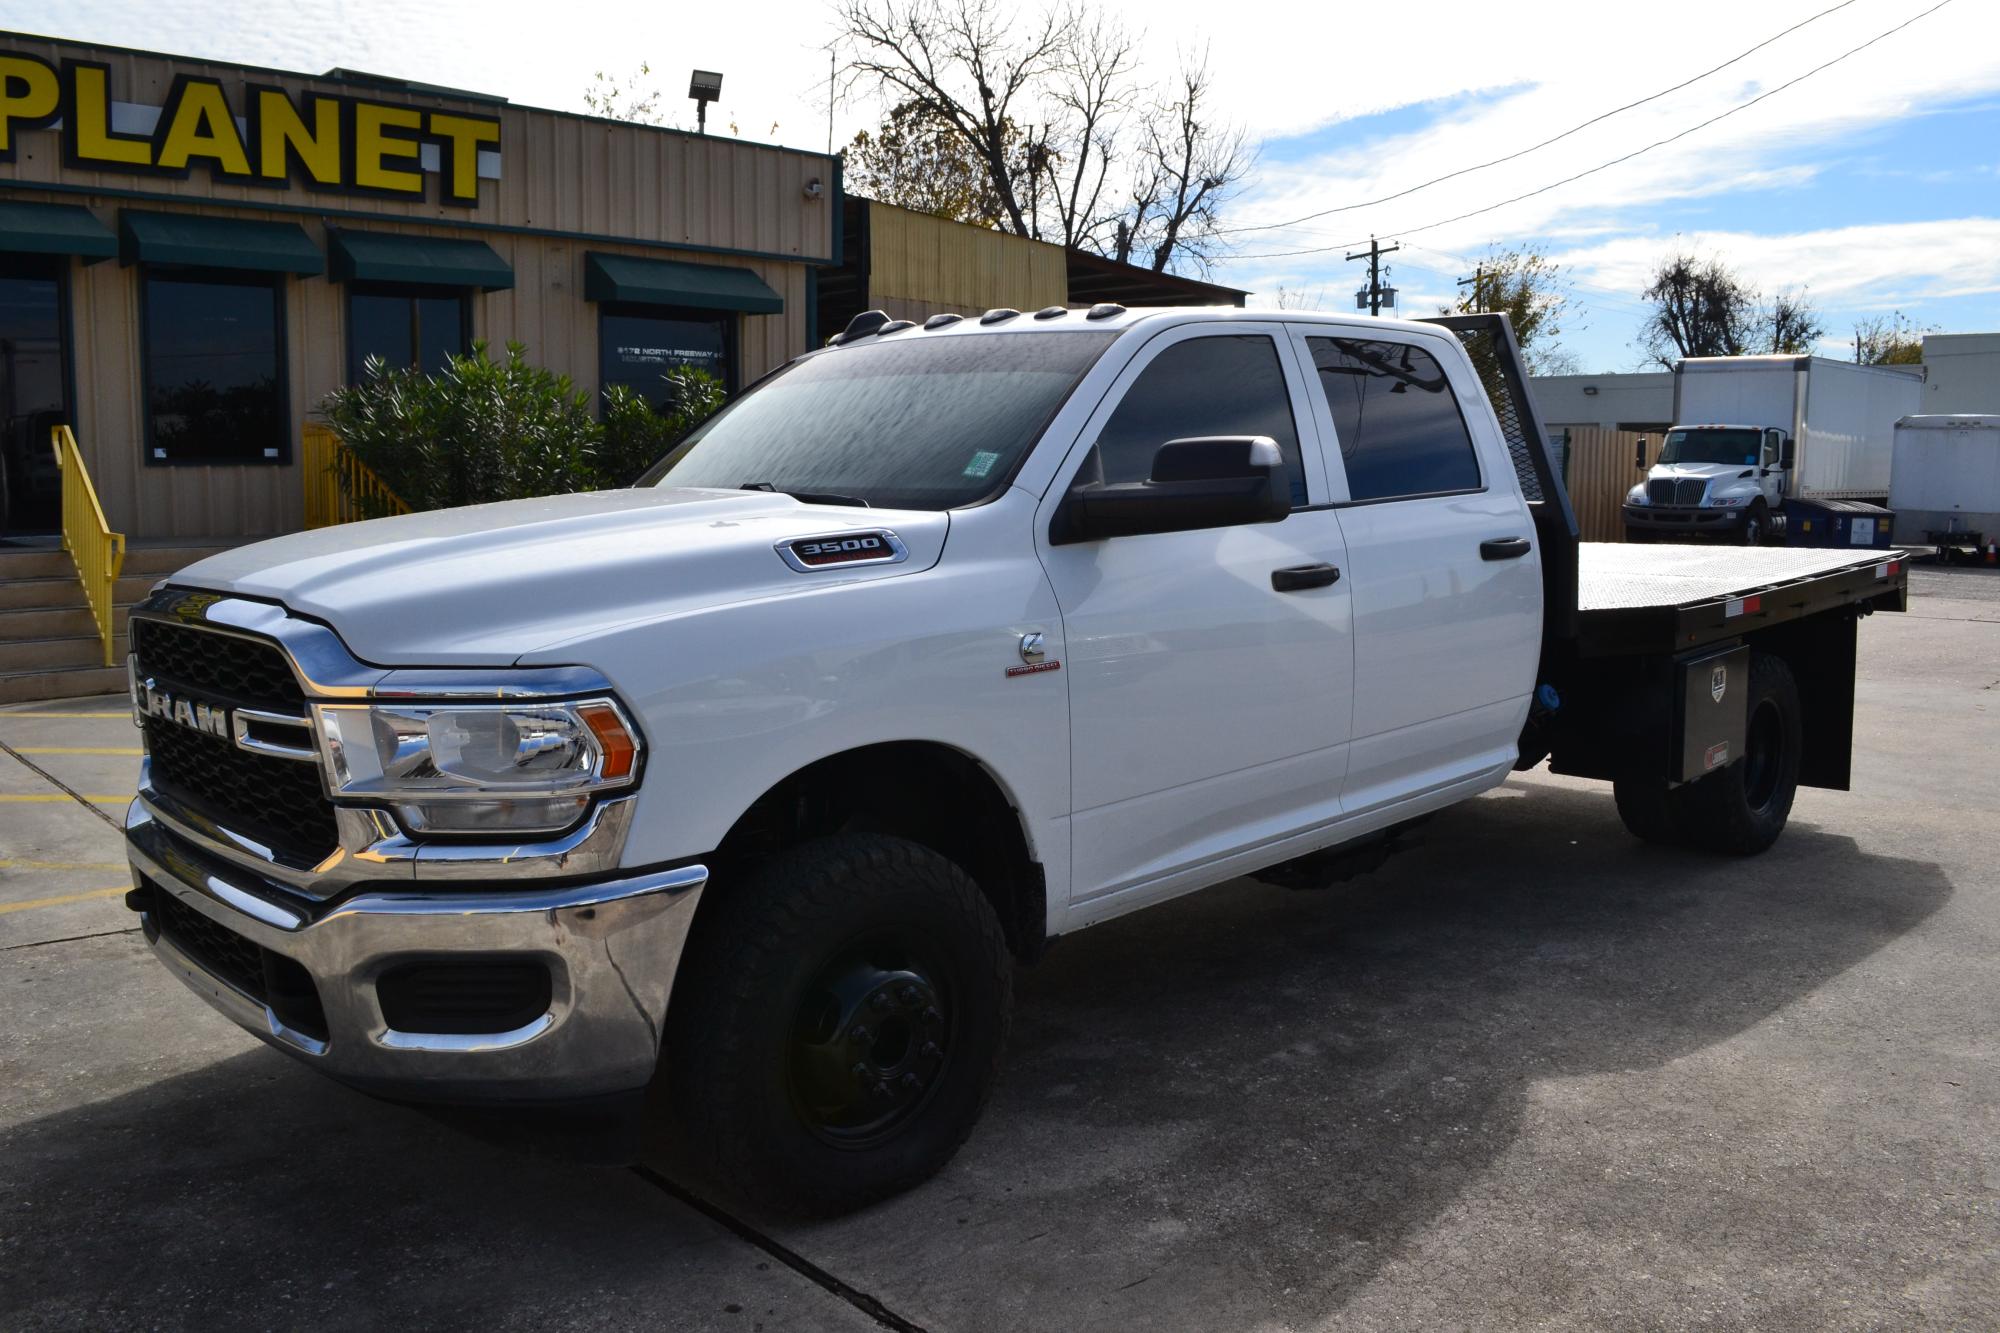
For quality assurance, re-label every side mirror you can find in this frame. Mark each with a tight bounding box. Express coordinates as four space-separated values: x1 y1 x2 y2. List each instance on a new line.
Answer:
1635 436 1649 470
1781 439 1796 469
1051 435 1290 544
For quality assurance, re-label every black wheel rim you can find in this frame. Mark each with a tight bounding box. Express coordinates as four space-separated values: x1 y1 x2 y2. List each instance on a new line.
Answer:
1742 698 1783 811
786 934 952 1148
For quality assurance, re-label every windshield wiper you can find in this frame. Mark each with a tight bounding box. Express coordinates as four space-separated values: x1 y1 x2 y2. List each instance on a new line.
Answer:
740 482 870 507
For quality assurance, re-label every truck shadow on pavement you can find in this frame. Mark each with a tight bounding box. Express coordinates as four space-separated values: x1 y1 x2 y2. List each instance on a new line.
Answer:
0 780 1953 1330
754 779 1955 1331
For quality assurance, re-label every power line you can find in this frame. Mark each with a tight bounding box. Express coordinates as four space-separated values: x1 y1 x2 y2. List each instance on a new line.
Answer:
1228 0 1959 263
1220 0 1865 237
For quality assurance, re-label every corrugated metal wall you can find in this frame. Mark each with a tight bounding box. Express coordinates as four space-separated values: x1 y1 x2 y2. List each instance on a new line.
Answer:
1 36 834 261
3 36 833 539
864 203 1065 321
1562 427 1660 542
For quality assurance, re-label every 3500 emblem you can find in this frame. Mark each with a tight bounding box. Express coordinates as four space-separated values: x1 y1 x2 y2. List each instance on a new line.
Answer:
777 530 910 572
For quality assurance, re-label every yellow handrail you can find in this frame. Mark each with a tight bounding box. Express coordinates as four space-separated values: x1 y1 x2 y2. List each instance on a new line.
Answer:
50 425 127 669
302 422 412 528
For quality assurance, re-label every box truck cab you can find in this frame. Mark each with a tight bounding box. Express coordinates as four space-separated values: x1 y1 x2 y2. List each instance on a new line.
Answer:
1625 356 1921 545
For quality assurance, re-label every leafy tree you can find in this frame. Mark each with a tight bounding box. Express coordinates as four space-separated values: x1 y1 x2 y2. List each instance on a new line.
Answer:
1852 310 1931 365
845 99 1016 227
584 63 666 126
1442 245 1577 375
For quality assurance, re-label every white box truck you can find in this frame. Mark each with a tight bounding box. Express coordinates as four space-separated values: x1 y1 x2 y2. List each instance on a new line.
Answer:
1624 356 1922 544
1891 414 2000 557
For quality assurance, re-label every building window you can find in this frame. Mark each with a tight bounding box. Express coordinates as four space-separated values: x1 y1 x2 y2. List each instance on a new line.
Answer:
347 285 469 381
0 255 73 533
598 305 733 409
141 271 287 466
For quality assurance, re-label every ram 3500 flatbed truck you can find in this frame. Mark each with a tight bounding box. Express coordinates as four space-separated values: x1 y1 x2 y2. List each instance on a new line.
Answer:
122 309 1905 1212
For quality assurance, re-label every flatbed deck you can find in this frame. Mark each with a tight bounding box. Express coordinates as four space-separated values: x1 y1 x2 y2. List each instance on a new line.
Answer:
1570 543 1908 656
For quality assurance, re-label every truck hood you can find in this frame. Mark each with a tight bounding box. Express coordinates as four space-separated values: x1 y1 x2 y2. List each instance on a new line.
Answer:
170 488 948 664
1650 462 1751 482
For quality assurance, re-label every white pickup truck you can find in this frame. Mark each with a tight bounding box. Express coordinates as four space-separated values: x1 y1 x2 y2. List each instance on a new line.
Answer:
123 309 1907 1213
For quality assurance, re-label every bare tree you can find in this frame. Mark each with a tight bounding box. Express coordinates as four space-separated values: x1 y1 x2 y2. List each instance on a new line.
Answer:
1272 284 1325 311
835 0 1073 238
1638 252 1757 367
1763 288 1824 355
1110 52 1250 273
834 1 1250 273
1029 11 1135 248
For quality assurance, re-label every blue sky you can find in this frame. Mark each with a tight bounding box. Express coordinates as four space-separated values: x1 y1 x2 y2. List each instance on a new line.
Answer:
8 0 1997 372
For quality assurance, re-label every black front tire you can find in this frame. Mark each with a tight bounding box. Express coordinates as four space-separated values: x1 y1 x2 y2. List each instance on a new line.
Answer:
1740 501 1769 546
665 834 1011 1215
1670 651 1801 855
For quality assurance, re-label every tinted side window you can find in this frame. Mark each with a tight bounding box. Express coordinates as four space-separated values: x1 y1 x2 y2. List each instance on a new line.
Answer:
1090 335 1306 506
1308 338 1481 502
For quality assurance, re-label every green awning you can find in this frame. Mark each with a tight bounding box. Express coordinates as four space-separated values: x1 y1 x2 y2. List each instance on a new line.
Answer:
0 200 117 263
584 251 782 314
329 230 514 291
119 210 323 275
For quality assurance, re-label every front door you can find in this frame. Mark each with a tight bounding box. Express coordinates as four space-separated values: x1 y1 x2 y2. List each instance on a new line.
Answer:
1036 323 1354 912
0 255 72 536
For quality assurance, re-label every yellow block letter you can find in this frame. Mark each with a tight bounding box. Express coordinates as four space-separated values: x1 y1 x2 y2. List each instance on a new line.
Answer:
425 111 499 205
67 62 151 167
154 78 251 176
352 101 423 194
0 53 60 157
254 87 341 186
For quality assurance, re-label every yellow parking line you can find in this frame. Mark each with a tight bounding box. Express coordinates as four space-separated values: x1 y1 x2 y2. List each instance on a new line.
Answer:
0 860 128 871
13 746 144 756
0 712 131 720
0 886 129 916
0 793 133 805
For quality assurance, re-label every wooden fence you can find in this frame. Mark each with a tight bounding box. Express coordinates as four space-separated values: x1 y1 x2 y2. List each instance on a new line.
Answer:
1558 427 1662 542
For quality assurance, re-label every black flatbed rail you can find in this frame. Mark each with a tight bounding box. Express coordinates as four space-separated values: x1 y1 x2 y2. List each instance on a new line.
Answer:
1570 543 1908 657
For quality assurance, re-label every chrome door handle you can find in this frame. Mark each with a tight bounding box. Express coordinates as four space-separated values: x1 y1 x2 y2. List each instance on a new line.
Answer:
1271 564 1340 591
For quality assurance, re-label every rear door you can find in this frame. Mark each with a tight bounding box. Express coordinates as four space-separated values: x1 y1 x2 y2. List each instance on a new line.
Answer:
1291 326 1542 816
1036 322 1354 911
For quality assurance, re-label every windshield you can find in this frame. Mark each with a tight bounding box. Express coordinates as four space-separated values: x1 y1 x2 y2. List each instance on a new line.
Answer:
642 331 1118 509
1659 428 1763 466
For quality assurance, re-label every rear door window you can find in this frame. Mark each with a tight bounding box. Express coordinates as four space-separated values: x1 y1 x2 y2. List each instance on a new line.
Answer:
1307 337 1482 503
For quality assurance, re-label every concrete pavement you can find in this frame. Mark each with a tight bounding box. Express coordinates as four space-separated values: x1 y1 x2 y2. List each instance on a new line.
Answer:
2 567 1995 1329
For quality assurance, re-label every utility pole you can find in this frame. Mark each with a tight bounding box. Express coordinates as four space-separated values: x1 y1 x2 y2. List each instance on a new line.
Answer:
1456 264 1487 313
1347 235 1400 316
827 50 835 155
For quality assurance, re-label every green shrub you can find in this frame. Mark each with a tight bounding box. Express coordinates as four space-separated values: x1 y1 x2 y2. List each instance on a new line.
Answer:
318 344 728 512
598 366 727 485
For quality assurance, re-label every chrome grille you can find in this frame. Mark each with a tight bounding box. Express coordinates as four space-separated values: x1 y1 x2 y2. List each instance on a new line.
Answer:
1648 478 1707 506
133 619 339 866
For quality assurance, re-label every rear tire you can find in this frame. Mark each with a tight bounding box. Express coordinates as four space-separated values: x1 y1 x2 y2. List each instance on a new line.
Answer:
1669 651 1801 856
666 834 1011 1215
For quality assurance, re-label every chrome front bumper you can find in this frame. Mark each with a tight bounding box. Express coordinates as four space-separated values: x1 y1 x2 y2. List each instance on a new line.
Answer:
1623 503 1746 532
126 803 707 1102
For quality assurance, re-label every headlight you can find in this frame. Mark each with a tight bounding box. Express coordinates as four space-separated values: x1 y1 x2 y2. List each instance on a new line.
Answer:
315 699 639 834
1708 495 1745 507
1626 484 1648 506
